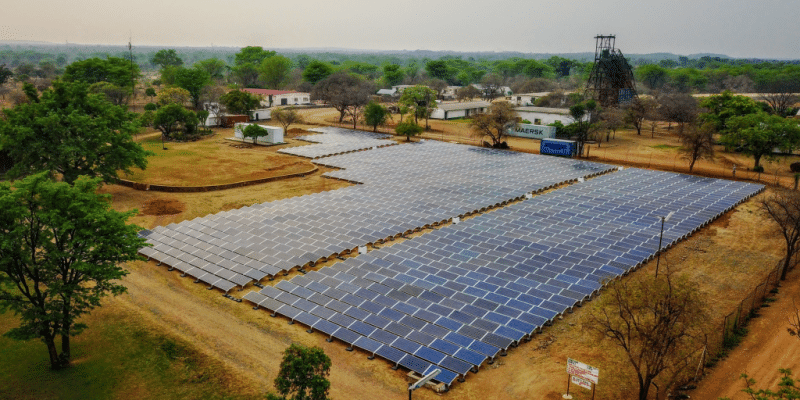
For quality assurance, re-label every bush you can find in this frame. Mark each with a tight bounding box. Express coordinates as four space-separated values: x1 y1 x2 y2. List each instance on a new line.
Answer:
144 102 157 111
753 165 765 173
790 162 800 173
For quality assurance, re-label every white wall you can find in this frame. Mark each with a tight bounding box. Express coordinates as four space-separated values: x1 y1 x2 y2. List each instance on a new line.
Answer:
233 123 284 143
516 110 575 125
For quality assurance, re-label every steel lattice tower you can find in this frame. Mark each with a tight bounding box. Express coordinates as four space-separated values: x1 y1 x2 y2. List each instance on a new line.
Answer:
585 35 638 107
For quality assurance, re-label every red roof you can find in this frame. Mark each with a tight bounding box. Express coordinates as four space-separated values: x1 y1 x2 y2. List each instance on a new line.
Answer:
240 88 298 96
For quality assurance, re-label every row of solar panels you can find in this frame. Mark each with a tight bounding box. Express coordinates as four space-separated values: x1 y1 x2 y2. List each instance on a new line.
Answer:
139 142 615 292
242 168 763 388
277 127 396 159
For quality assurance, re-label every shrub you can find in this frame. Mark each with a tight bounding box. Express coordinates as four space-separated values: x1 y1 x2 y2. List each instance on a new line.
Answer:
753 165 764 173
790 162 800 173
144 102 158 111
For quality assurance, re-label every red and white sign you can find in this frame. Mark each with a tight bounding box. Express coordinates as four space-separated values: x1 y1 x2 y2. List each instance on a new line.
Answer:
571 375 593 390
567 358 599 384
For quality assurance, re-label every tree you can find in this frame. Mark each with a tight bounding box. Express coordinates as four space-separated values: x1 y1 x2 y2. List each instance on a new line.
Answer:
303 60 334 85
586 273 707 400
363 101 389 132
194 58 227 81
145 87 156 101
382 64 404 86
736 369 800 400
259 55 293 89
636 64 669 90
456 85 481 102
470 102 519 148
172 67 211 109
480 73 504 100
232 63 261 88
698 91 762 133
721 113 800 170
219 90 260 116
599 107 626 142
0 81 149 184
62 57 140 89
398 85 438 128
395 118 423 141
659 92 699 134
234 46 276 66
760 190 800 281
153 103 198 140
678 122 716 172
271 107 304 133
312 72 374 124
624 97 658 135
156 87 191 107
568 100 599 157
425 60 453 82
88 81 131 106
242 123 267 144
427 78 448 100
150 49 183 69
274 343 331 400
0 173 145 369
0 64 12 86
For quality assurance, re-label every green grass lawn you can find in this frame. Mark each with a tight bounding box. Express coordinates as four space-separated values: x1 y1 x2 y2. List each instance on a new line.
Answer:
0 311 258 400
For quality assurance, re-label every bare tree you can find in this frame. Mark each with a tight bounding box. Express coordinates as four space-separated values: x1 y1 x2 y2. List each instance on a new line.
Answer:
456 86 481 102
426 78 447 100
600 107 626 143
586 273 707 400
271 107 304 133
480 73 504 101
759 76 800 117
312 72 374 124
659 93 699 135
789 300 800 339
470 102 518 148
761 190 800 281
624 97 658 135
678 122 716 172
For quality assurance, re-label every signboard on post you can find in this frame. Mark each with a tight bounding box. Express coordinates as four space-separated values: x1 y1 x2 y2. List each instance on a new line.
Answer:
571 375 593 391
567 358 599 384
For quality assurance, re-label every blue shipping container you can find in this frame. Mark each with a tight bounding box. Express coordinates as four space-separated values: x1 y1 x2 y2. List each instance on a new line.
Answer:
540 139 577 157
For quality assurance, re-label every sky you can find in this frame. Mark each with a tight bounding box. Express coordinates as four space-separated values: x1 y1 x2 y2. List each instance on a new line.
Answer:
1 0 798 59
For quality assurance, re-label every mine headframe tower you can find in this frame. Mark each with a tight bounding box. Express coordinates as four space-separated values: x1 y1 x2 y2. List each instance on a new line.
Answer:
585 35 638 108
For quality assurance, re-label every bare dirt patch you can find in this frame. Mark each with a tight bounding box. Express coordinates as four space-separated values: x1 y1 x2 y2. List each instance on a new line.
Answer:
140 198 185 216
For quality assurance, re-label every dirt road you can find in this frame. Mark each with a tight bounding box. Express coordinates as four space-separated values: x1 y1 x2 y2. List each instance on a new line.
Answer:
690 267 800 399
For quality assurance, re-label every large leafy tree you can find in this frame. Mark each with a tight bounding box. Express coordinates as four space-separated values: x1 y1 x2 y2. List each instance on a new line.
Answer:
0 80 149 184
0 173 146 369
303 60 334 85
425 60 453 82
88 81 132 106
398 85 438 127
274 344 331 400
194 58 227 80
62 57 140 89
172 67 211 109
233 47 276 88
636 64 669 90
0 64 12 86
153 103 198 139
219 89 261 116
150 49 183 69
698 91 762 133
470 102 519 148
363 101 389 132
259 55 293 89
382 64 404 86
721 112 800 170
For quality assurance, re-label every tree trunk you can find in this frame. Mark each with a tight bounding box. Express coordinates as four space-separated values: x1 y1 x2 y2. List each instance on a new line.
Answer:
754 154 762 170
44 335 60 369
689 158 696 172
781 245 793 280
61 331 70 363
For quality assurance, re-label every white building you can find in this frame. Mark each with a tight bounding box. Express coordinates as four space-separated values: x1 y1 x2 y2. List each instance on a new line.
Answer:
515 106 585 125
430 101 492 120
506 92 551 106
471 84 513 97
391 85 415 94
233 123 284 144
240 89 311 107
442 86 462 100
377 88 397 96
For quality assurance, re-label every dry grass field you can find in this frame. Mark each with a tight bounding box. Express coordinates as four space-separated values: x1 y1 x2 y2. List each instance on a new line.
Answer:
2 110 798 399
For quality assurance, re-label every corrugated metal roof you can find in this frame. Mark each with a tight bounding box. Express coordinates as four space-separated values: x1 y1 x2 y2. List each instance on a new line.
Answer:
436 101 491 111
514 106 571 115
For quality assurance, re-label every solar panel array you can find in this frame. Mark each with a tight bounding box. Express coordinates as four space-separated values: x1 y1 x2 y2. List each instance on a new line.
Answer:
242 168 763 388
277 127 397 158
139 141 614 293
